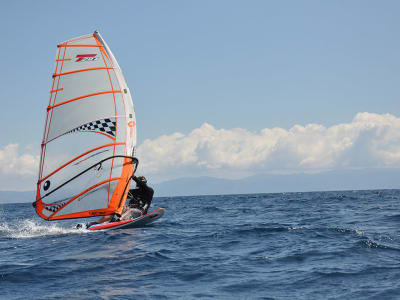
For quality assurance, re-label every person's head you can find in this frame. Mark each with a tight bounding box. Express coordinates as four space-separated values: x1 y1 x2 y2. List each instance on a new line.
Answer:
137 176 147 184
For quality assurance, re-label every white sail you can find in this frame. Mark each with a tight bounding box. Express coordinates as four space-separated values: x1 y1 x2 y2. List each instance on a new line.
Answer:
35 31 137 220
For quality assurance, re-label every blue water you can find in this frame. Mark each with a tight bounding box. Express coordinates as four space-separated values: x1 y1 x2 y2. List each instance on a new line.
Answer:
1 190 400 299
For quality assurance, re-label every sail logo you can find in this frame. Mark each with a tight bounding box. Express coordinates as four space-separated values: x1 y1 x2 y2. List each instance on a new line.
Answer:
75 54 98 62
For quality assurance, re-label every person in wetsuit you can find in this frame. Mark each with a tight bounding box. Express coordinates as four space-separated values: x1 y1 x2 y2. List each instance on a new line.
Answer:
120 175 154 220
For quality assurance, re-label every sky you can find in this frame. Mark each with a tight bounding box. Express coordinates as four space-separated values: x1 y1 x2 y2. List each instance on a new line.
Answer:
0 1 399 190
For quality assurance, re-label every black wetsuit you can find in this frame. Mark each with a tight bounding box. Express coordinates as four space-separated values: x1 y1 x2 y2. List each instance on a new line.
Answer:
127 176 154 214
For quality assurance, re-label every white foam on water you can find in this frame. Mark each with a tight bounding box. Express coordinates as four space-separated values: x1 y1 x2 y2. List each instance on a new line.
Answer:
354 229 365 236
0 219 89 239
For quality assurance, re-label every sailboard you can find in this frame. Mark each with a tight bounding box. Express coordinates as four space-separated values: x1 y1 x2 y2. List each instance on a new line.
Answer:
86 208 165 231
34 31 138 221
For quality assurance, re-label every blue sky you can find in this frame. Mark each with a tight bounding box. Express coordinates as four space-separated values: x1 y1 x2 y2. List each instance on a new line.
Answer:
1 1 399 190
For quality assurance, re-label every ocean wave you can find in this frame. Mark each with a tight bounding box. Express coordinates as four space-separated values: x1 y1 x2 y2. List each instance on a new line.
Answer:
355 239 400 252
201 206 225 213
1 190 400 300
331 227 365 236
0 219 88 239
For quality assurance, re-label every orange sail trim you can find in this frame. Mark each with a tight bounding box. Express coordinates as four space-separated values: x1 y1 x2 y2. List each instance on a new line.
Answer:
64 34 94 44
39 47 62 179
58 44 103 48
47 90 122 110
40 44 67 181
99 46 111 62
108 157 135 216
56 59 71 62
53 67 114 78
94 33 111 62
39 142 126 184
49 208 117 220
50 88 63 93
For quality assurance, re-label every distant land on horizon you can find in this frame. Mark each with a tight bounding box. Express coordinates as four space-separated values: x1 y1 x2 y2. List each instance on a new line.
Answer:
1 168 399 203
154 168 400 197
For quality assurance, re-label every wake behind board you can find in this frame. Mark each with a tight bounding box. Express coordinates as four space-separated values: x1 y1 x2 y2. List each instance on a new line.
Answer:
87 208 164 231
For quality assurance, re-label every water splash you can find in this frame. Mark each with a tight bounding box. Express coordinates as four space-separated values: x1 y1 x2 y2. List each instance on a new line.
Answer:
0 219 88 239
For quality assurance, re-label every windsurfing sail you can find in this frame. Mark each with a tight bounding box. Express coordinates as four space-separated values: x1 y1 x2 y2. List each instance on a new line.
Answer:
35 31 137 220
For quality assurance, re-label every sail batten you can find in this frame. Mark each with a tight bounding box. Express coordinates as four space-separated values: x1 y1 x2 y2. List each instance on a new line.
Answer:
47 90 122 110
35 31 136 220
53 67 114 78
58 44 103 48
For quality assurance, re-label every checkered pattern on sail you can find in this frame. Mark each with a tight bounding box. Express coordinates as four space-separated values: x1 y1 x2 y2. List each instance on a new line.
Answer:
69 118 116 137
44 199 68 213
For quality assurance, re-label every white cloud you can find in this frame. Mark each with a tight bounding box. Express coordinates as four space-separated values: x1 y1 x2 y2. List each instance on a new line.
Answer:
137 112 400 181
2 112 399 190
0 144 40 191
0 144 39 176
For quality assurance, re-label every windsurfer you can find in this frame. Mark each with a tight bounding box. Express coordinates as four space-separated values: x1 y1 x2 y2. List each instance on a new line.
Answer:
120 175 154 220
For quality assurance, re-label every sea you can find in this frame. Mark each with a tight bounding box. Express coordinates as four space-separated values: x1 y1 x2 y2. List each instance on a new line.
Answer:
1 189 400 300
